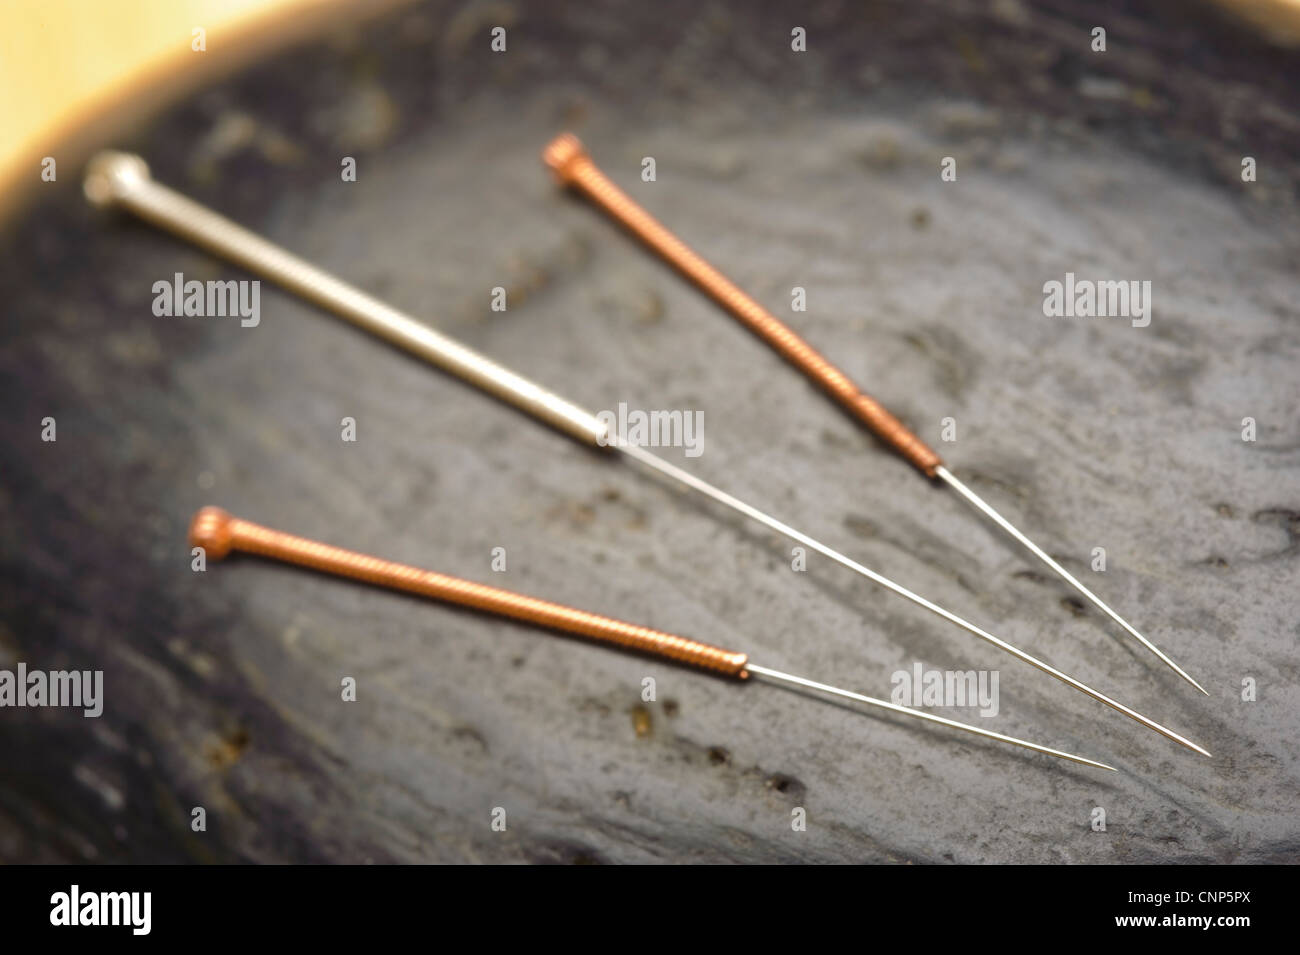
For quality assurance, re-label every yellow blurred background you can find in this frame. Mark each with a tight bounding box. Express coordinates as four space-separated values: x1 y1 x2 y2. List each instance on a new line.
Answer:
0 0 1295 225
0 0 406 224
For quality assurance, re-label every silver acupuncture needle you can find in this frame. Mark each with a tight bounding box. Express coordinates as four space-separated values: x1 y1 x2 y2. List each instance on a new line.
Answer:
83 151 1209 757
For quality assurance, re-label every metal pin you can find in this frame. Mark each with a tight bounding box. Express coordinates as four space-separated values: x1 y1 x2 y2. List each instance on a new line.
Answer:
84 151 1209 757
190 506 1117 772
543 132 1207 697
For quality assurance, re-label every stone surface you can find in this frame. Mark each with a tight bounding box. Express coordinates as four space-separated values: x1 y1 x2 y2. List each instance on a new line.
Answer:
0 0 1297 863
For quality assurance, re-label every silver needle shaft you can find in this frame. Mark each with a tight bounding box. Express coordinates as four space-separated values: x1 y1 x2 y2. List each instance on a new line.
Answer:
617 442 1210 757
744 663 1116 772
935 467 1208 695
85 151 1208 757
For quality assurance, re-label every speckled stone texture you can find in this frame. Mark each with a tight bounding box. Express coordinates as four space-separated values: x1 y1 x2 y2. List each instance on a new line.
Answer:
0 0 1296 863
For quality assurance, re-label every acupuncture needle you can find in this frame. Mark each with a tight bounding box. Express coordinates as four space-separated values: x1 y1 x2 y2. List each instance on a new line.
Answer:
188 506 1116 772
542 132 1207 698
83 151 1209 757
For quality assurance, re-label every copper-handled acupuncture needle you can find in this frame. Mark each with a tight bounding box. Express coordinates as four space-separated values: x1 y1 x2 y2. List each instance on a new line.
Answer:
187 506 1116 772
83 151 1209 758
542 132 1207 698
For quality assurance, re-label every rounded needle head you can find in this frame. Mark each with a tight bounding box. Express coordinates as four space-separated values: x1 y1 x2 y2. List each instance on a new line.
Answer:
83 151 151 208
744 663 1117 772
934 467 1209 696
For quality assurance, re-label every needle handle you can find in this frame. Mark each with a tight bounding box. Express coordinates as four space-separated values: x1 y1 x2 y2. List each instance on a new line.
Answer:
544 133 943 477
84 152 610 448
190 508 1119 771
189 507 750 678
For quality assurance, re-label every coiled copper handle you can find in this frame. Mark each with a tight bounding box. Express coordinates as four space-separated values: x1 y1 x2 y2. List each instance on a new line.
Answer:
544 133 943 478
190 507 750 678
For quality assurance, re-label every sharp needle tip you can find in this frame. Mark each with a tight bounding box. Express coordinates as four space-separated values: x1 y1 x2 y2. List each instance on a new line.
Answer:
1177 737 1212 758
1167 662 1210 696
1067 754 1120 773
